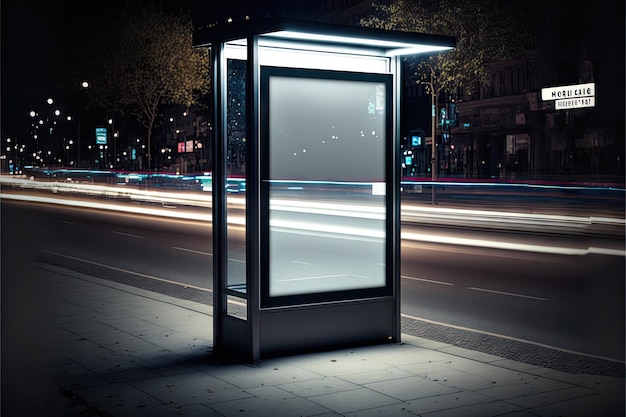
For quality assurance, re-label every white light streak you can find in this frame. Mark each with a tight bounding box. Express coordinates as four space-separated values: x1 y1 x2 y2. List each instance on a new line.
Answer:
401 231 590 256
2 176 623 257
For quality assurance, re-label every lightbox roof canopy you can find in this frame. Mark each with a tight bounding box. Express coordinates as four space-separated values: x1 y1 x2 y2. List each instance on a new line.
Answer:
193 17 456 57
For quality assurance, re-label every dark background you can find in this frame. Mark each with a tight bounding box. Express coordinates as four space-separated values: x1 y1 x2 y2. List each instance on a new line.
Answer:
0 0 293 137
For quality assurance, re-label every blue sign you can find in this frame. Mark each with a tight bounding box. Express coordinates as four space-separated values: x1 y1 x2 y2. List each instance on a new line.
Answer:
411 136 421 146
96 127 107 145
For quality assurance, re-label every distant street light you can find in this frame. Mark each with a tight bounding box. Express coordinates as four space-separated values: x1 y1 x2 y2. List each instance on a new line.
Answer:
77 81 89 168
107 116 117 169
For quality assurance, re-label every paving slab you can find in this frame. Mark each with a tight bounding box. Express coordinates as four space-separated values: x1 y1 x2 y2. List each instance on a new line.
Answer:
277 376 362 397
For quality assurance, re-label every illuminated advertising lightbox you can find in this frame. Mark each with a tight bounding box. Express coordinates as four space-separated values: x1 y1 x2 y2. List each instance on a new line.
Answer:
411 135 421 146
260 66 393 308
95 127 107 145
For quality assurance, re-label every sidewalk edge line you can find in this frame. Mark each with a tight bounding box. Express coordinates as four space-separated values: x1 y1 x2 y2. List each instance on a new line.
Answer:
401 313 626 365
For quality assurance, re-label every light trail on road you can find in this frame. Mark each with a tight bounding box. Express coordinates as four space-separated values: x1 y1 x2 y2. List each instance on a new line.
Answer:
2 191 624 256
4 197 621 364
2 176 623 231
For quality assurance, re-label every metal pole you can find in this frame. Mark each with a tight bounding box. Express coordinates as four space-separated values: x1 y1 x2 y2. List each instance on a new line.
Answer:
77 114 80 168
431 73 437 204
112 117 116 170
212 42 227 354
246 35 261 362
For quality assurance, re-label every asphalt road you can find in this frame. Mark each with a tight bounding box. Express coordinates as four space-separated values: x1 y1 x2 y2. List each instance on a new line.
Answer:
2 199 624 363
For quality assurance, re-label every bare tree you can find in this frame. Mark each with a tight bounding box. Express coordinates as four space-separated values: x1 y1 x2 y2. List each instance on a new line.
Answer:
362 0 534 200
69 3 210 171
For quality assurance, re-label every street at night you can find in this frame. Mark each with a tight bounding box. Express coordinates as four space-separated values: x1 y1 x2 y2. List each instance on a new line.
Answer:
2 0 624 415
2 196 623 362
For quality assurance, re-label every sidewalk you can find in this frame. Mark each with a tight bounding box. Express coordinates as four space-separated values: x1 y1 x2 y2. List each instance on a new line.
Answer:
7 262 625 417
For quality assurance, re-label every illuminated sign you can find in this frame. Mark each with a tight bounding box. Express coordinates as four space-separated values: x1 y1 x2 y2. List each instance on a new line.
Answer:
555 96 595 110
541 82 596 110
411 135 421 146
95 127 107 145
541 83 594 101
177 140 194 153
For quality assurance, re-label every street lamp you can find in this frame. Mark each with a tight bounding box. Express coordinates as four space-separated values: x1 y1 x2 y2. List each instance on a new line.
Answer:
108 116 116 170
29 110 39 158
75 81 89 168
6 138 13 173
65 138 74 166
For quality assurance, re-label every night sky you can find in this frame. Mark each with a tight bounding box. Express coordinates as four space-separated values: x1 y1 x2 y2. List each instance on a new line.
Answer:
0 0 293 137
3 1 624 139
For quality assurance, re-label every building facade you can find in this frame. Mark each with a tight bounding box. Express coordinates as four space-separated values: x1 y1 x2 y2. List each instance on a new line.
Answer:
313 0 625 183
450 1 624 182
405 1 624 182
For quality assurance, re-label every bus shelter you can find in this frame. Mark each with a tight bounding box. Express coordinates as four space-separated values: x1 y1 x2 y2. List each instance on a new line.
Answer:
193 18 455 361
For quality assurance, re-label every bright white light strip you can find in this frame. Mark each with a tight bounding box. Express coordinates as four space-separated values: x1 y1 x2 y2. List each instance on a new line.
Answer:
270 199 385 220
0 193 212 222
0 176 212 207
263 30 453 56
270 218 385 239
402 231 591 256
403 231 626 257
401 204 592 229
